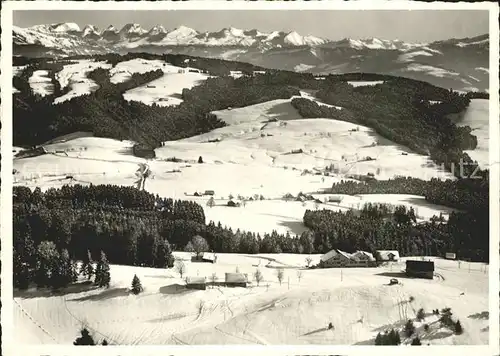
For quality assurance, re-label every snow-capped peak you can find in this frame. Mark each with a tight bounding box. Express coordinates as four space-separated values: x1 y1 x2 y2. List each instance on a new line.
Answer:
82 25 100 37
284 31 305 46
103 25 118 33
50 22 81 33
228 27 245 37
120 23 147 35
148 25 167 36
166 26 198 39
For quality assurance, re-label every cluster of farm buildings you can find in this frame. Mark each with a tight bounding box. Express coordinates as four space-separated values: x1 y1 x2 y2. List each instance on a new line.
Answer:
184 249 442 290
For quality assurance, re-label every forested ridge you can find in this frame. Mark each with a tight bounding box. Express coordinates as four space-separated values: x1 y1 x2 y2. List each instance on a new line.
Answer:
13 182 488 289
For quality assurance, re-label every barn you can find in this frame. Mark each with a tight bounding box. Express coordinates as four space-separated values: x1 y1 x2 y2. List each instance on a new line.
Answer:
406 260 434 279
191 252 217 264
352 251 376 265
204 190 215 196
225 273 248 287
185 276 207 290
445 252 456 260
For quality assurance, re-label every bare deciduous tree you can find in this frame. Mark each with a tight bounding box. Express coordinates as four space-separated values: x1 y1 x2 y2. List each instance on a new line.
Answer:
305 257 313 267
176 260 186 278
297 270 303 283
254 269 263 286
276 268 285 285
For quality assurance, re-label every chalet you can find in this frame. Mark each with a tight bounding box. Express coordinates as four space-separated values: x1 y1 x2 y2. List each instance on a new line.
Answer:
204 190 215 196
185 276 207 290
375 250 400 262
132 143 156 159
225 273 248 288
406 260 434 279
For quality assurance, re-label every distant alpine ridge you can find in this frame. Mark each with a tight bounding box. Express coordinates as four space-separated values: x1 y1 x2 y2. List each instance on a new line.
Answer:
13 22 489 91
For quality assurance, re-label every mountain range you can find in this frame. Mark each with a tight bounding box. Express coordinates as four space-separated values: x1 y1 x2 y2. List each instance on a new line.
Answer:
13 22 490 91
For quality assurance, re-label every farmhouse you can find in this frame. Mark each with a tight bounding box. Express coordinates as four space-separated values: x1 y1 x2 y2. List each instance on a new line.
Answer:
375 250 400 262
204 190 215 196
225 273 248 287
191 252 217 264
406 260 434 279
320 249 377 268
185 276 207 290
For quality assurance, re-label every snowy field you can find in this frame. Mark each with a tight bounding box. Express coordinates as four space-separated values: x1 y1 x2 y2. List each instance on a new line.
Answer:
456 99 489 168
123 71 209 107
14 92 460 236
109 58 190 84
14 254 489 345
54 60 112 104
28 70 53 96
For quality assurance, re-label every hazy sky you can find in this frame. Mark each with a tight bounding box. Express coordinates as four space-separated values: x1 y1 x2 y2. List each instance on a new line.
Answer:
14 10 489 42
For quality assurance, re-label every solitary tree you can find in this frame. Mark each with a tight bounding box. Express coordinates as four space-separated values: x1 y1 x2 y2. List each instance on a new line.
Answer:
416 308 425 321
411 336 422 345
176 260 186 278
404 319 416 337
207 197 215 208
131 274 143 295
198 156 203 164
101 339 109 346
191 235 209 258
305 257 313 267
73 327 95 345
80 250 94 280
276 268 285 285
94 251 111 288
297 270 303 283
254 269 263 286
454 320 463 335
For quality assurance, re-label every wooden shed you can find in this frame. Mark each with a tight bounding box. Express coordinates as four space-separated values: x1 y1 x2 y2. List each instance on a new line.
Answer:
406 260 434 279
225 273 248 288
185 276 207 290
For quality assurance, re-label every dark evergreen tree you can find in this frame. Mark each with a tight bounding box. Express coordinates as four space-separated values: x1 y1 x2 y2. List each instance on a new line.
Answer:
454 320 463 335
95 251 111 288
131 274 143 295
411 336 422 345
404 319 416 337
73 327 96 345
80 250 95 281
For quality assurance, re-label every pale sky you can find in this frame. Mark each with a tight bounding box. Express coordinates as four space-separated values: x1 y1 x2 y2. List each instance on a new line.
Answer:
14 10 489 42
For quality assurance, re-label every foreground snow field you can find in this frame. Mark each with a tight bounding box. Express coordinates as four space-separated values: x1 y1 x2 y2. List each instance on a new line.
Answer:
14 254 489 345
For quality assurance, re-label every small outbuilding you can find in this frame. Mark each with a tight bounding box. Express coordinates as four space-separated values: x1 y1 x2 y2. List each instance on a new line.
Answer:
375 250 400 262
185 276 207 290
406 260 434 279
225 273 248 287
445 252 456 260
191 252 217 264
204 190 215 196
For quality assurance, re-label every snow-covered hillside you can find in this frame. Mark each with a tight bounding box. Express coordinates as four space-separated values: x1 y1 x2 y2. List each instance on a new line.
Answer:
14 91 460 237
14 254 489 345
54 60 112 104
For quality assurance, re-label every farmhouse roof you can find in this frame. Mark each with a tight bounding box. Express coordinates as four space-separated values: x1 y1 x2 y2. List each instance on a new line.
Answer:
225 273 248 283
376 250 400 260
320 249 353 262
201 252 216 261
353 250 376 261
186 276 206 284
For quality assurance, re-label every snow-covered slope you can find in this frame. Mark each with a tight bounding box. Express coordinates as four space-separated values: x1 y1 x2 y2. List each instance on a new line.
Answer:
14 254 489 345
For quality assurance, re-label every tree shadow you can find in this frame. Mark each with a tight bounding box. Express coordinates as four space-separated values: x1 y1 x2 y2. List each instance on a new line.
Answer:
68 287 130 302
375 272 411 279
422 329 454 341
468 311 489 320
265 101 302 121
276 219 309 236
14 281 99 299
159 284 196 295
148 312 190 323
372 319 407 333
301 327 328 336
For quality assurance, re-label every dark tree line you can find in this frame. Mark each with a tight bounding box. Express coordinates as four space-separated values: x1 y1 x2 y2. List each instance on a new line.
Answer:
329 175 488 213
